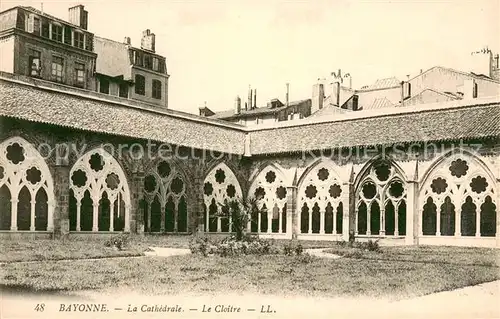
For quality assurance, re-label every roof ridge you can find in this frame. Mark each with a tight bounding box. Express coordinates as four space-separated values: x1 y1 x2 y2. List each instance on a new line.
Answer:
0 74 247 131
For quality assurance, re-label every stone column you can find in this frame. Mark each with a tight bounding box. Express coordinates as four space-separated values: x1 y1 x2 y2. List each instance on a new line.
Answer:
160 203 166 233
194 173 205 235
405 180 418 245
286 186 297 239
53 165 71 238
10 198 18 231
130 171 145 234
497 180 500 248
342 182 351 241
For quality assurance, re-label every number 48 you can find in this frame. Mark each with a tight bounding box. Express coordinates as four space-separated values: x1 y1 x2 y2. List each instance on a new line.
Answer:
35 303 45 312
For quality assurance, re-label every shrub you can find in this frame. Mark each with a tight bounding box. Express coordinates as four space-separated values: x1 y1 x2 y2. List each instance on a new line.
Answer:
104 234 129 251
212 237 279 257
295 252 316 264
189 236 213 256
283 240 304 256
357 239 381 252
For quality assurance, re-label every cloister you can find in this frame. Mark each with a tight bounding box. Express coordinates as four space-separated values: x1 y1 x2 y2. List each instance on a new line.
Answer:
0 75 499 247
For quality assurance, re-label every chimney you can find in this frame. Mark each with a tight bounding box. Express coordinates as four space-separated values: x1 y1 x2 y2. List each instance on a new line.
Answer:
68 5 88 30
336 82 341 106
234 96 241 114
123 37 131 45
312 83 324 114
253 89 257 109
463 79 477 99
400 81 411 105
286 83 290 106
248 87 252 111
141 29 156 52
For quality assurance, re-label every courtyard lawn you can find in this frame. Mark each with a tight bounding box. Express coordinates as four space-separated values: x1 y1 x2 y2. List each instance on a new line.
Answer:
323 245 500 267
1 252 499 300
0 236 336 263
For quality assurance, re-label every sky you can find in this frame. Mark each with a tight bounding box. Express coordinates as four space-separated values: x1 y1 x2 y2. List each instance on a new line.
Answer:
1 0 499 114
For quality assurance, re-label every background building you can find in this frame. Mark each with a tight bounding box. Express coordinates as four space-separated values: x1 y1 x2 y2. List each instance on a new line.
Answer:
312 51 500 118
0 4 169 109
94 30 169 108
0 5 96 90
199 86 312 126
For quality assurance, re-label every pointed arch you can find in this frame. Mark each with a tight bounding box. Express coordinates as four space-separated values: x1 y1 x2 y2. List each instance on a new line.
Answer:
248 164 288 234
296 158 346 235
354 156 407 237
203 162 243 233
418 149 497 238
69 148 131 232
0 136 55 231
143 159 189 233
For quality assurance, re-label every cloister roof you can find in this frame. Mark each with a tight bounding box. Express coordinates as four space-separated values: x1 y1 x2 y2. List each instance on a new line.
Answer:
1 75 499 156
0 77 246 154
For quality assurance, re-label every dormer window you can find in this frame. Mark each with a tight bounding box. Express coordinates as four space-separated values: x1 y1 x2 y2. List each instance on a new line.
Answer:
51 24 63 42
74 31 84 49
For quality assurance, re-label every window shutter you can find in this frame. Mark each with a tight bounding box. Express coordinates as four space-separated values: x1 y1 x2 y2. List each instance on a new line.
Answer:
27 14 35 33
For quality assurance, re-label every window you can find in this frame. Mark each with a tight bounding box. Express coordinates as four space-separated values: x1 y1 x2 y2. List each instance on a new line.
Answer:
152 80 162 99
85 34 93 51
99 78 110 94
51 56 63 82
135 75 145 95
153 57 159 71
51 24 63 42
144 55 152 69
119 83 129 98
63 25 72 45
134 51 143 67
29 49 41 77
74 63 85 87
41 18 49 38
74 32 84 49
27 14 41 35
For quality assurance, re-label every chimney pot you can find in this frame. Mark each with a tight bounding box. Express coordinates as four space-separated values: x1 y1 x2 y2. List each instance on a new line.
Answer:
124 37 131 45
68 5 88 30
253 89 257 109
141 29 156 52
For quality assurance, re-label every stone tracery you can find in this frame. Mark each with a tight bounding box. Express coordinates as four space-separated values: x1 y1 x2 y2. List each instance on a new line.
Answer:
69 148 130 232
249 165 287 234
143 160 188 233
297 160 345 235
355 159 407 236
203 163 242 232
419 152 497 237
0 137 54 231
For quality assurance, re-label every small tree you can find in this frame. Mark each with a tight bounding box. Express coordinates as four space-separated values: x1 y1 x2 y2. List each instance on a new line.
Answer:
217 197 265 241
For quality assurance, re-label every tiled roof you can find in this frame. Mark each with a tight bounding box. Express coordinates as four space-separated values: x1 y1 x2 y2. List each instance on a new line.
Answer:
368 97 394 109
309 104 353 118
1 76 499 157
209 99 310 120
248 100 500 155
359 77 400 91
0 77 246 154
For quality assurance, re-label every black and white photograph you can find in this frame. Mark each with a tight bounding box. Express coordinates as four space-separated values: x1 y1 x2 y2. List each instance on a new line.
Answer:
0 0 499 318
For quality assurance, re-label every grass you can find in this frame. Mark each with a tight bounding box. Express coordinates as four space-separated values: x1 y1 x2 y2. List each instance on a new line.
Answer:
1 253 499 300
323 244 500 267
0 236 337 263
1 236 499 300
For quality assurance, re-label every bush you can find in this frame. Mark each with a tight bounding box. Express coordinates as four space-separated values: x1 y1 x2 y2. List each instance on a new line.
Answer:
189 236 213 257
104 234 129 251
215 237 278 257
283 240 304 256
358 240 380 252
294 252 316 264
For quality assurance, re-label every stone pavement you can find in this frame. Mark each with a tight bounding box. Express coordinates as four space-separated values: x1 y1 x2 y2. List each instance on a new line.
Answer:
144 247 192 257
